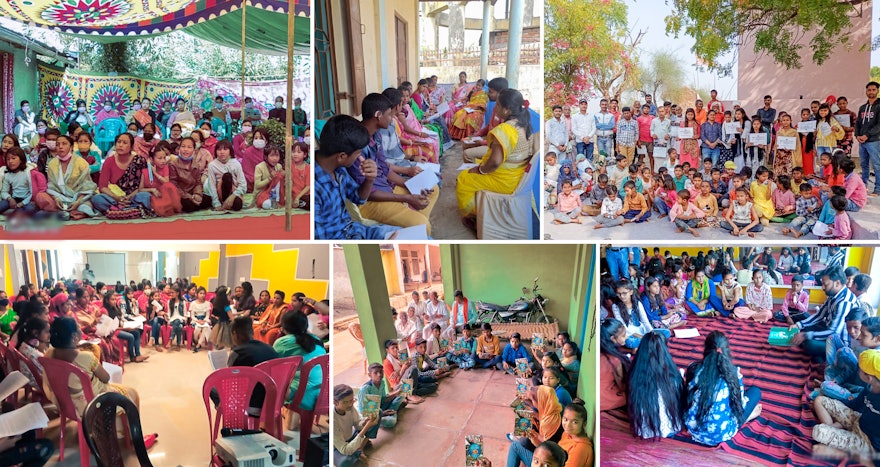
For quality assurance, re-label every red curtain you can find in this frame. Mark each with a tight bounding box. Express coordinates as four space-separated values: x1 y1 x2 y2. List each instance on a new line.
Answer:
0 52 13 134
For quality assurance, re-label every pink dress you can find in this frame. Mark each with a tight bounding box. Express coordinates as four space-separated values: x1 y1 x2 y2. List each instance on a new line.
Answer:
240 145 264 188
402 107 440 158
734 282 773 322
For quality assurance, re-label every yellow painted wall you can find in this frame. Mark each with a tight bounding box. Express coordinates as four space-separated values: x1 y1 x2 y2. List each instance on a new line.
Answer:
380 250 402 296
223 245 329 301
3 245 12 293
190 251 220 290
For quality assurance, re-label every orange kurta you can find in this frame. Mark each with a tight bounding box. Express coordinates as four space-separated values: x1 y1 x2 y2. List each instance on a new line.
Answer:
253 302 288 345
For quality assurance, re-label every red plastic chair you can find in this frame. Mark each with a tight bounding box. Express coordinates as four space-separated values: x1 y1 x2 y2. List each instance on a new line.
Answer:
6 347 50 406
201 367 278 463
255 356 302 439
38 357 95 465
285 355 329 462
141 324 152 347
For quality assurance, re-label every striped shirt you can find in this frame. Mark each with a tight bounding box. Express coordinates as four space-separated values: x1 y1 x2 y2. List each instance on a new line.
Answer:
795 195 819 218
616 118 638 146
826 249 846 271
797 286 858 345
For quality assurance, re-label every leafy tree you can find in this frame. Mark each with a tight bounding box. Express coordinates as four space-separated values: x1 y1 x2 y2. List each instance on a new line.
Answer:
665 0 870 76
544 0 640 113
636 50 687 103
871 65 880 83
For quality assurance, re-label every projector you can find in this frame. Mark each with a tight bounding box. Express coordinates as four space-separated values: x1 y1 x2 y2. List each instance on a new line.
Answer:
214 433 297 467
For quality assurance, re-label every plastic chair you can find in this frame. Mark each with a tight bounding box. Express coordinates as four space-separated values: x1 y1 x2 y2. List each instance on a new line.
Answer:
255 356 302 439
476 150 541 240
94 118 125 156
284 355 329 462
201 367 278 463
83 392 154 467
0 342 17 407
347 323 367 374
38 357 95 465
6 347 50 406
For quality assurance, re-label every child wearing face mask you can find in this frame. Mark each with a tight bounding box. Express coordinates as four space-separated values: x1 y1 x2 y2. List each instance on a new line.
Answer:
204 139 246 211
134 123 158 159
233 121 253 160
198 122 218 156
240 128 270 192
75 132 103 183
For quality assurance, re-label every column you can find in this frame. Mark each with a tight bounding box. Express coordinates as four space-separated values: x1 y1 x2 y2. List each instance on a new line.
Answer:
505 0 524 88
480 0 491 79
343 244 397 365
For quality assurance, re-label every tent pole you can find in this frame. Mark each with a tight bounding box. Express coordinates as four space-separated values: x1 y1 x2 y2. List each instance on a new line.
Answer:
285 0 294 232
241 0 247 128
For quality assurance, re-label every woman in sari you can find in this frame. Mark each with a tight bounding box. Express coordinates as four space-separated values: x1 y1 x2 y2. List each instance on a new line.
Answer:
252 291 288 346
91 133 150 215
446 72 474 125
449 79 488 140
390 89 437 163
456 88 533 227
167 98 196 133
41 135 98 218
273 307 327 429
70 288 123 366
399 87 441 160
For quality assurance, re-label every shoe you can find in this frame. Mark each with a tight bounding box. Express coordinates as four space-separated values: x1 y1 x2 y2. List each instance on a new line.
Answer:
506 433 518 443
144 433 159 449
133 356 149 363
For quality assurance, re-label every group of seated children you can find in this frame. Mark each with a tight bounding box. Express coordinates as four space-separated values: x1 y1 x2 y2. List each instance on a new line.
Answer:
550 148 862 239
333 323 591 466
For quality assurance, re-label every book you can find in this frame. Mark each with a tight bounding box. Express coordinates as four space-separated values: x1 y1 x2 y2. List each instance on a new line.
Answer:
465 434 483 466
514 409 535 436
673 328 701 339
769 326 798 346
454 339 463 352
437 357 449 372
208 350 229 370
531 333 545 350
510 396 528 412
400 378 413 397
362 394 381 418
399 347 410 363
440 338 449 351
516 377 530 397
515 358 529 376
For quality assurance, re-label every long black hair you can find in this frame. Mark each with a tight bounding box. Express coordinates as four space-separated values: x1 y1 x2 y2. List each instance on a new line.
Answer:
627 331 684 440
688 331 744 426
642 276 664 313
212 286 231 318
121 286 135 316
14 317 48 350
613 279 640 326
102 291 121 319
497 88 532 138
600 318 630 392
281 304 321 353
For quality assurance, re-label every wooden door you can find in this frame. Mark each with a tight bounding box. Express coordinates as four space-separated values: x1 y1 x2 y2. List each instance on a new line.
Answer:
395 16 408 85
345 0 367 110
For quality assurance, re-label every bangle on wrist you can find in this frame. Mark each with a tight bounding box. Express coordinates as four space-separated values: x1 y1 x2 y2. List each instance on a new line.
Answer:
478 166 486 175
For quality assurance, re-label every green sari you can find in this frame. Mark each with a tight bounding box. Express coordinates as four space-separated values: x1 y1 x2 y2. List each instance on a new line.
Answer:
410 100 445 157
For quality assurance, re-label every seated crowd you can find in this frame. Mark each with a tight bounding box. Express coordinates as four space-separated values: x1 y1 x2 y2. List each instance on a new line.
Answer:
0 275 329 463
545 88 878 240
314 74 537 239
0 95 311 220
598 246 880 462
333 289 592 466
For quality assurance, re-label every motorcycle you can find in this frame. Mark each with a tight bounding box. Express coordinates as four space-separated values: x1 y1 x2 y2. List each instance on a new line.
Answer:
475 277 551 324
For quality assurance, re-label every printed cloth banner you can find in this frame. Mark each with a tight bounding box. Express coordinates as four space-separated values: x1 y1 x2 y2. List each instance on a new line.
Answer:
195 77 311 122
38 63 196 124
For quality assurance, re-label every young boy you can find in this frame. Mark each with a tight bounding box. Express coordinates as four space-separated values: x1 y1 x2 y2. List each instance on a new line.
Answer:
412 337 450 380
776 275 810 324
544 152 560 203
709 168 729 207
814 186 846 238
382 339 435 401
694 180 719 218
618 164 642 197
358 363 407 439
498 332 533 374
840 158 867 212
616 107 638 165
553 181 582 224
583 173 609 216
315 115 399 239
607 155 629 193
672 165 689 191
700 158 713 180
783 183 820 238
812 349 880 458
722 160 737 184
668 189 706 237
450 323 477 370
617 180 650 223
791 166 806 190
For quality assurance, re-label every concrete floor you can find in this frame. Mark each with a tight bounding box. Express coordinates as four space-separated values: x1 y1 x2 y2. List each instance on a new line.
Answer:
430 143 478 240
334 329 523 467
545 178 880 241
39 345 323 466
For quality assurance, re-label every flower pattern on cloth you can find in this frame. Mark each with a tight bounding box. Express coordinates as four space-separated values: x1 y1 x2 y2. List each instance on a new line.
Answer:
685 366 748 446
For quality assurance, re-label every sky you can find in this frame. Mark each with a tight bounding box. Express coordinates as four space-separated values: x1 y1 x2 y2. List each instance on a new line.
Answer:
624 0 880 100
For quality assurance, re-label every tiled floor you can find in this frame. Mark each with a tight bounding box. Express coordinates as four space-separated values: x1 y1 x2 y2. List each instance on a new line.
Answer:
334 330 524 467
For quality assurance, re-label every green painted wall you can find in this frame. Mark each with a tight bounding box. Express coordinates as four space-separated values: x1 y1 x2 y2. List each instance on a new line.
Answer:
0 42 39 134
457 244 581 330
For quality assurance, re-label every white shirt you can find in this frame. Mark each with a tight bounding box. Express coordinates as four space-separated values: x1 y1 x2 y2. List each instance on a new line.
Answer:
426 299 449 326
546 118 569 147
408 299 428 322
571 111 596 142
650 117 672 145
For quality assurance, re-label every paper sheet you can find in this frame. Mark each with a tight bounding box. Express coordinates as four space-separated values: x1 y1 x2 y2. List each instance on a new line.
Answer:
386 224 429 240
748 133 767 145
103 362 123 384
834 114 851 127
777 136 797 150
0 371 28 402
673 328 701 339
415 162 442 175
209 350 229 370
678 127 694 139
404 170 439 194
457 163 479 171
0 403 49 438
307 313 330 339
434 102 450 116
797 120 817 133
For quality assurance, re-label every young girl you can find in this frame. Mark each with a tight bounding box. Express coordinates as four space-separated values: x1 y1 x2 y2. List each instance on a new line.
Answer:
813 186 846 238
815 103 844 158
685 331 762 447
290 142 311 209
734 269 773 322
809 151 844 195
148 290 167 351
679 108 701 167
770 174 796 222
685 269 722 317
639 167 654 195
611 280 656 349
0 148 37 216
798 108 817 176
333 384 378 467
165 286 187 348
718 111 737 167
776 275 810 324
138 142 181 217
834 96 857 156
717 270 745 318
668 189 705 237
600 319 630 412
133 122 158 160
773 113 802 176
749 166 774 224
189 286 212 352
205 139 246 211
254 144 285 209
641 277 686 329
593 186 624 229
743 117 768 168
627 331 685 440
75 132 102 183
652 174 678 217
198 122 218 156
827 195 852 240
722 187 762 237
450 323 476 370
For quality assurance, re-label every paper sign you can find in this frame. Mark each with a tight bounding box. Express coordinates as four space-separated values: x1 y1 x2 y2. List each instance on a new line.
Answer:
723 123 739 135
748 133 767 145
678 127 694 139
834 114 851 127
415 162 441 175
673 328 701 339
777 136 797 150
404 169 439 194
386 224 428 240
797 120 817 133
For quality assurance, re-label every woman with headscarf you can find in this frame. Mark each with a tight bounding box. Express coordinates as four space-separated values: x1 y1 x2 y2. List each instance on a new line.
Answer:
48 292 72 321
556 160 579 195
506 385 564 466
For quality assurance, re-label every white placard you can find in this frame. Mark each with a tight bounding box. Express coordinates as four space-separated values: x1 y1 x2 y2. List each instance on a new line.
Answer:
652 146 668 160
678 127 694 139
723 122 739 135
404 169 439 194
777 136 797 150
834 114 851 127
636 145 648 156
797 120 817 133
748 133 767 145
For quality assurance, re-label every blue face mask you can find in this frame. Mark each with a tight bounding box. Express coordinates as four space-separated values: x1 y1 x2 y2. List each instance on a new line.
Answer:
178 153 194 162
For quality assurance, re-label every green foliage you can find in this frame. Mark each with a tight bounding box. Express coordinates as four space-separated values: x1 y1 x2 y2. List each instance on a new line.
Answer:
637 50 687 103
96 42 130 73
257 118 287 148
871 66 880 83
665 0 868 75
544 0 640 114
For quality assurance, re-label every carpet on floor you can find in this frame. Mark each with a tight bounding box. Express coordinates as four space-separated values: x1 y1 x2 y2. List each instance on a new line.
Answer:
602 316 859 467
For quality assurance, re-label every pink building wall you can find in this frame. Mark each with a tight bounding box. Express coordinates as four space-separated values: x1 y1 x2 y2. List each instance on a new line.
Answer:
737 9 873 118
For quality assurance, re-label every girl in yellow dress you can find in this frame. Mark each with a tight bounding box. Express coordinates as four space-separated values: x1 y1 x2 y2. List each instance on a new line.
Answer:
456 88 533 227
749 166 775 225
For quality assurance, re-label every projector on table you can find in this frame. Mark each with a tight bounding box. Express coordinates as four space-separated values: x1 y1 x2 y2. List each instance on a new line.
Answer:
214 432 297 467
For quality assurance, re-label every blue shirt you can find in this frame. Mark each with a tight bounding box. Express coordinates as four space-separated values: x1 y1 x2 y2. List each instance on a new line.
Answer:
349 132 394 194
314 164 386 240
685 366 748 446
701 122 722 148
501 343 532 365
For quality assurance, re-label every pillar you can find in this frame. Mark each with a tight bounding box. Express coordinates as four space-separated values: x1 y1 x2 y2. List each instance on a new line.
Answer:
506 0 524 88
377 0 390 89
423 244 432 287
439 244 461 306
480 0 491 80
343 244 397 365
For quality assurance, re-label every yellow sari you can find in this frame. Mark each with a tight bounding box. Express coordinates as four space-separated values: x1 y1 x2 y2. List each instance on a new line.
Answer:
450 89 489 140
456 122 531 218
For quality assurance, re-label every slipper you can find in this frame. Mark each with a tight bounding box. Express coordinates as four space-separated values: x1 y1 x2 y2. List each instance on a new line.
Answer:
144 433 159 449
406 395 425 404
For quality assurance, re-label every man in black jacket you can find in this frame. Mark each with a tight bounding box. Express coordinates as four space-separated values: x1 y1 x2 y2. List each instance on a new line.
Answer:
855 81 880 196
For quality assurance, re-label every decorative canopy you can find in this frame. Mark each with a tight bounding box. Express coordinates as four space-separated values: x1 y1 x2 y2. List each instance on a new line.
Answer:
0 0 309 44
